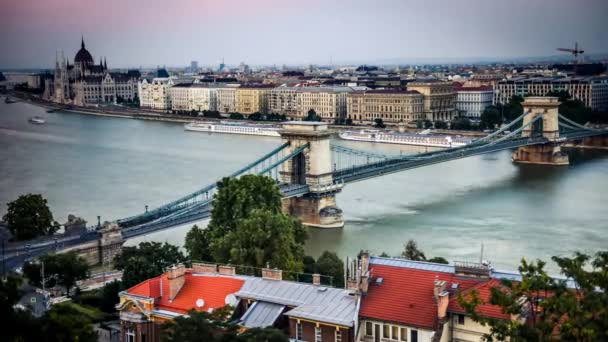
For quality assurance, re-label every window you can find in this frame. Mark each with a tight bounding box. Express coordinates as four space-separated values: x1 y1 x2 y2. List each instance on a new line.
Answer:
365 322 373 336
383 324 390 338
400 327 408 341
125 328 135 342
388 325 397 340
315 326 322 342
335 329 342 342
296 322 302 341
411 330 418 342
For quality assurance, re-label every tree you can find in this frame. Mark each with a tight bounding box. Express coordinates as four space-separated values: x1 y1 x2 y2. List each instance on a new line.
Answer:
304 109 321 121
41 303 98 342
401 240 426 261
114 242 185 288
249 112 263 121
238 327 289 342
315 251 344 288
185 224 212 262
434 120 448 129
458 251 608 342
212 209 306 274
23 252 89 296
480 106 502 129
451 117 472 130
162 307 239 342
427 256 449 264
423 120 433 129
374 118 386 128
3 194 59 240
546 90 594 124
99 280 122 313
229 112 245 120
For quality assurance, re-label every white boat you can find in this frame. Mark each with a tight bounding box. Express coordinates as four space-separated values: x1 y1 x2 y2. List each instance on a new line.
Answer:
185 121 281 137
28 116 46 124
339 129 471 148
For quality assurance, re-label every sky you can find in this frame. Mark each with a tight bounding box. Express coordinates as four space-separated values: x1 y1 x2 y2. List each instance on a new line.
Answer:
1 0 607 69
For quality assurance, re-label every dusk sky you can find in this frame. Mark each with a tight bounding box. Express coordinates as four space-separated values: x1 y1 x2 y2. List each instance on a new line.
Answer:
1 0 607 68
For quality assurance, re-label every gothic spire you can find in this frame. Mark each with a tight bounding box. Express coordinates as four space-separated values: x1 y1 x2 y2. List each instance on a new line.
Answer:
104 57 107 70
100 57 103 67
81 35 85 49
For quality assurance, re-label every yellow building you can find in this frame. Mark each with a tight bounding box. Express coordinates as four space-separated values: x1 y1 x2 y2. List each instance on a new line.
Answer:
346 90 424 125
407 81 456 122
235 85 273 115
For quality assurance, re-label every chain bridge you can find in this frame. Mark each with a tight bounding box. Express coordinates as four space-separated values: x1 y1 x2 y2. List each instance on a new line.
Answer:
3 96 607 270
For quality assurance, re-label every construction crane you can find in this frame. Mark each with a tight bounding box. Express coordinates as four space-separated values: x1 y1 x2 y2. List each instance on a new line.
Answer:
557 42 584 76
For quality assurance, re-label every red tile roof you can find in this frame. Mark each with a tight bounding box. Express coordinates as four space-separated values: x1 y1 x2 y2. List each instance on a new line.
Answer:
126 272 245 314
448 278 510 320
360 264 502 329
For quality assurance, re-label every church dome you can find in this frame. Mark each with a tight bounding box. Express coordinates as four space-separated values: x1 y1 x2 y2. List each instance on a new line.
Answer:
74 37 94 64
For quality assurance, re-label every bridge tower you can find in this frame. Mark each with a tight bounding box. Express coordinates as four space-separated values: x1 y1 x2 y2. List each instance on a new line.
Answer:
280 122 344 228
512 97 569 165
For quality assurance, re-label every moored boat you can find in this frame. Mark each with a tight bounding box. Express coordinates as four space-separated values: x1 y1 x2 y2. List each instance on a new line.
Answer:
339 129 471 148
185 121 281 137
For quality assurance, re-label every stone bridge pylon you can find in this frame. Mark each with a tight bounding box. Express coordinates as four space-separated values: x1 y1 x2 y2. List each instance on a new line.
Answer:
512 97 569 165
279 122 344 228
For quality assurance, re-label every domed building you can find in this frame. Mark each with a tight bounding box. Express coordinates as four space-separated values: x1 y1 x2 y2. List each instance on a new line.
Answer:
45 37 140 106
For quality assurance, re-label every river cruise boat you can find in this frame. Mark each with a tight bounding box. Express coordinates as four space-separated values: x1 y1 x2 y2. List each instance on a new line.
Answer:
28 116 46 124
185 121 281 137
339 129 471 148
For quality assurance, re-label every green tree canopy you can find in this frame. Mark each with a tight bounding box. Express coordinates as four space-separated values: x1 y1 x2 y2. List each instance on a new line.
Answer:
434 120 448 129
374 118 386 128
42 303 98 342
315 251 345 288
458 251 608 342
450 117 472 130
427 256 449 264
114 242 185 288
401 239 426 261
212 209 306 273
304 109 321 121
480 106 502 129
185 224 212 262
23 252 89 297
3 194 59 240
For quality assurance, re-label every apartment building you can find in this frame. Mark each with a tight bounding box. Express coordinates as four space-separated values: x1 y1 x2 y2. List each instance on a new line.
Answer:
407 81 457 122
297 86 357 121
455 86 493 118
217 85 240 113
494 76 608 111
346 89 424 125
268 86 299 118
138 78 173 111
235 85 273 114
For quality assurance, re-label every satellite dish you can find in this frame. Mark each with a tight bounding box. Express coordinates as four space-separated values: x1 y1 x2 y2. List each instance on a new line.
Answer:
225 294 238 307
196 298 205 308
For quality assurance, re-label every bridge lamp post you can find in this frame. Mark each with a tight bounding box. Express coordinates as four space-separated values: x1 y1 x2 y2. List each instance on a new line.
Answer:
145 205 148 213
97 216 101 229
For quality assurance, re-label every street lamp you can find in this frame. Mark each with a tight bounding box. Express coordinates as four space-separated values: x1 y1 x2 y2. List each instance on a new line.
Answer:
145 205 148 213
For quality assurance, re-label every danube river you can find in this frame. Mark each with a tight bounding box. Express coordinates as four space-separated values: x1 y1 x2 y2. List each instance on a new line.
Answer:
1 100 607 272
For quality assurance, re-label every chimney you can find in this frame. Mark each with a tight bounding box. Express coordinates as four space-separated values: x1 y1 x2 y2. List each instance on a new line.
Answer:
433 280 449 319
192 262 217 274
347 278 359 291
218 265 236 276
167 263 186 301
360 250 370 275
312 273 321 285
262 268 282 281
359 251 370 294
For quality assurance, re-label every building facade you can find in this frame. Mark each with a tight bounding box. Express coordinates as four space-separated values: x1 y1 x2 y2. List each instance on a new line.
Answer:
235 85 272 114
138 78 174 111
494 76 608 111
169 83 219 112
455 86 493 118
297 86 356 121
407 81 456 122
346 90 424 125
44 37 139 106
269 86 300 118
217 86 239 113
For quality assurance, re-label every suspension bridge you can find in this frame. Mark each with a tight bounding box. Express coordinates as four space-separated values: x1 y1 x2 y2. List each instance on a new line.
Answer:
3 96 607 270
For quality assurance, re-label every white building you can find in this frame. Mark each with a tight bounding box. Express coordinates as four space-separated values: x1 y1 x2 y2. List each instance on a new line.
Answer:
494 76 608 111
139 78 173 111
169 83 220 112
455 86 493 118
216 86 239 113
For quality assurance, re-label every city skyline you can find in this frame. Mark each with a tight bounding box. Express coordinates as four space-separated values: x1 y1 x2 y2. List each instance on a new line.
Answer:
1 0 608 69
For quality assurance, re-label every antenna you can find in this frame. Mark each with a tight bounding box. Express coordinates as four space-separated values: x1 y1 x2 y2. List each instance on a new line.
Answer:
479 242 484 264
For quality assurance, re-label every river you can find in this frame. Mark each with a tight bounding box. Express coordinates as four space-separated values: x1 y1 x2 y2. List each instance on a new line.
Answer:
1 100 607 272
